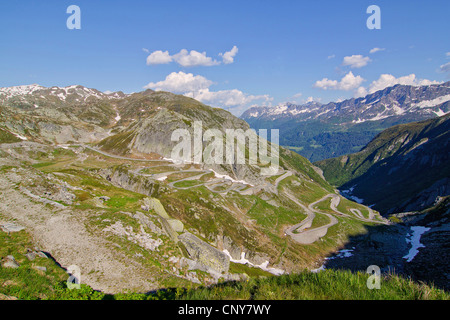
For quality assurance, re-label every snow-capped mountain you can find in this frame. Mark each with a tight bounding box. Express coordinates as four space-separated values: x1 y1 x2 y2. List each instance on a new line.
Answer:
241 82 450 161
0 84 128 104
244 102 324 120
242 82 450 124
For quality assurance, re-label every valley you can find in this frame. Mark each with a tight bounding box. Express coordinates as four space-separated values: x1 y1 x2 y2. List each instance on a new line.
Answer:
1 0 450 305
0 84 389 297
0 139 385 293
242 82 450 161
0 82 447 299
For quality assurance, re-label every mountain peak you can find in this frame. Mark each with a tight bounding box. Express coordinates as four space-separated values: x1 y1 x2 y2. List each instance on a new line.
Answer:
242 81 450 161
0 84 132 104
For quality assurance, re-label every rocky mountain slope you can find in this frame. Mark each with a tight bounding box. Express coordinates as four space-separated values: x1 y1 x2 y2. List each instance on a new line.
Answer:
241 82 450 161
323 196 450 291
315 113 450 215
0 84 384 294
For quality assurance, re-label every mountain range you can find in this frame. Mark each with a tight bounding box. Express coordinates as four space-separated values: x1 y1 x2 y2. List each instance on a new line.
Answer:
0 84 387 294
0 82 449 297
241 81 450 161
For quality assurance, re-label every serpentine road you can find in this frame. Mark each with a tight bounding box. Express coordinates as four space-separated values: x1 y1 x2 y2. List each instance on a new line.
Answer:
284 193 386 244
79 145 384 245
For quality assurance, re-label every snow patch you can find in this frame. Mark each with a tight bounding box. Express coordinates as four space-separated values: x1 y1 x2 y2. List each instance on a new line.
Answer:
223 250 284 275
340 186 364 204
270 104 288 115
411 94 450 109
392 105 406 115
347 195 364 204
11 132 28 140
311 265 326 273
288 108 310 116
57 93 66 101
209 169 253 186
352 118 366 124
311 247 355 273
434 109 448 117
366 113 390 122
403 226 430 262
0 84 44 99
325 248 355 260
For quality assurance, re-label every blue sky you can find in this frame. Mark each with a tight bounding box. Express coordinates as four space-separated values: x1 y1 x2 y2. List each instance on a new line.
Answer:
1 0 449 115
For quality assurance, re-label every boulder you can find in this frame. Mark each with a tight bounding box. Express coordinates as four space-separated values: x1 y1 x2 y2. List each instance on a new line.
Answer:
0 223 25 233
167 219 184 233
33 266 47 272
144 198 170 219
0 294 18 300
25 251 36 261
2 255 20 269
178 232 230 274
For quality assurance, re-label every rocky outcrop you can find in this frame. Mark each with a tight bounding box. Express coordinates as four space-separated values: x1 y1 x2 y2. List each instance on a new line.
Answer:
37 121 109 144
98 167 160 198
219 235 271 266
178 232 230 274
1 255 20 269
325 197 450 291
142 197 184 239
103 220 163 251
0 222 25 233
393 178 450 214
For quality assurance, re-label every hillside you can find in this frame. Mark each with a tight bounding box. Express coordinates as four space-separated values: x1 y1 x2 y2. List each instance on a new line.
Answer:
0 84 385 294
241 82 450 161
315 114 450 215
322 196 450 292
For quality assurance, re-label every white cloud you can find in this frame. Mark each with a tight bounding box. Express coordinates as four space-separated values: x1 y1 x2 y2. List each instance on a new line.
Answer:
369 47 385 54
327 54 335 60
353 74 442 98
143 71 271 116
446 52 450 57
314 71 365 91
342 55 371 68
354 86 368 98
145 46 239 67
144 71 213 93
305 96 322 103
220 46 239 64
367 73 441 93
314 78 338 90
287 92 303 104
146 50 173 65
438 62 450 75
186 88 271 107
173 49 220 67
